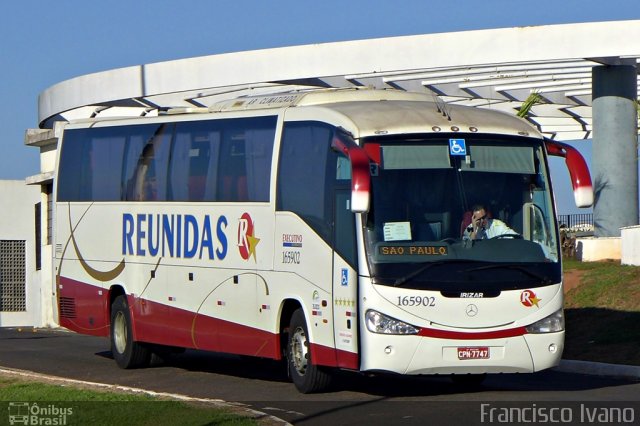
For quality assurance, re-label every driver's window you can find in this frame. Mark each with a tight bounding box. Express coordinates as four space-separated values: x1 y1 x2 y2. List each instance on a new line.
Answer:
524 202 558 261
531 207 548 246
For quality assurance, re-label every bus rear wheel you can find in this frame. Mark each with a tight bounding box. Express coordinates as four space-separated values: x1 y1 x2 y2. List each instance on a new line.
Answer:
110 295 151 369
287 309 332 393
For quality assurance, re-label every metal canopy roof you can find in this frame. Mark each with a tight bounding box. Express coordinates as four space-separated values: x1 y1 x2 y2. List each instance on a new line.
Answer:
38 20 640 141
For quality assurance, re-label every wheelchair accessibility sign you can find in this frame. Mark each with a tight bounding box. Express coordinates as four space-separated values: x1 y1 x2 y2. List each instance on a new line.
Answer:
341 268 349 286
449 139 467 156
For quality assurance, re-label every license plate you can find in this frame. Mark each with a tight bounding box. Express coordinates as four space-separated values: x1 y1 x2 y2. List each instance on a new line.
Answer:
457 346 489 360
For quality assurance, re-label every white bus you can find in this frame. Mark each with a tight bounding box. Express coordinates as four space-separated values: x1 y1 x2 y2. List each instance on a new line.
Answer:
54 88 592 393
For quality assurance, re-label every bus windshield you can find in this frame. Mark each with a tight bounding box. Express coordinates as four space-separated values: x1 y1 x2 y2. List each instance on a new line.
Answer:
362 135 560 291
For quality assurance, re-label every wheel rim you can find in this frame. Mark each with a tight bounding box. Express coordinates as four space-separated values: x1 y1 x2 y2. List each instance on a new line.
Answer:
291 325 308 375
113 311 127 354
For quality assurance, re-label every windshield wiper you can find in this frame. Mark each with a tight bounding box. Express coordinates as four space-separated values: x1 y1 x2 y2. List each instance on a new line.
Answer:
463 264 551 284
394 260 471 287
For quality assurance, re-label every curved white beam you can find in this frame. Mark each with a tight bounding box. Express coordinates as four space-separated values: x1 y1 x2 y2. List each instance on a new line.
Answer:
38 20 640 141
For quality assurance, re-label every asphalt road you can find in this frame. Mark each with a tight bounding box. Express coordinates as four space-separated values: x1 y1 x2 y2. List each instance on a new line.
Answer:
1 328 639 425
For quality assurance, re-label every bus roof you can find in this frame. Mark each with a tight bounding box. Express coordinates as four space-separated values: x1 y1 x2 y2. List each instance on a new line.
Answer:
67 88 541 140
211 88 541 139
209 88 431 111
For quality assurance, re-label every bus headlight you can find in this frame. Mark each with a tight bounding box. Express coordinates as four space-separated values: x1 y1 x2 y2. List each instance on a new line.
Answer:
365 310 419 335
525 309 565 334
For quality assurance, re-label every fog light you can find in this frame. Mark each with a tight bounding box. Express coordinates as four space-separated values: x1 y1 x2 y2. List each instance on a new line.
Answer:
548 344 557 353
384 346 393 354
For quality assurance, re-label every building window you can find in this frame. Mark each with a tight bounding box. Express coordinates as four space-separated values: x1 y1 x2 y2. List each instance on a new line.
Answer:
46 184 52 245
35 203 41 270
0 240 26 312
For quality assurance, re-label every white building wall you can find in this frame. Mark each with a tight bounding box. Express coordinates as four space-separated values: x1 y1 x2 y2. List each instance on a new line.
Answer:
0 180 44 326
621 225 640 266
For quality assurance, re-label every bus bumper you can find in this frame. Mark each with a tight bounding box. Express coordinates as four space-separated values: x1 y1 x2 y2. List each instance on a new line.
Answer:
359 331 564 375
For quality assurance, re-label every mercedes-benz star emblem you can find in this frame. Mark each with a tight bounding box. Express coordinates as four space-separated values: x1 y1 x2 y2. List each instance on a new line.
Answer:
466 304 478 317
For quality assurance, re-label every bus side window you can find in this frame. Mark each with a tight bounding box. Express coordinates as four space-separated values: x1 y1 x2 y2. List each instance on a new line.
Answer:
169 124 221 202
187 140 210 201
169 117 275 202
122 124 173 201
218 120 275 202
134 143 154 201
277 121 335 243
219 138 248 201
124 125 171 201
57 128 126 202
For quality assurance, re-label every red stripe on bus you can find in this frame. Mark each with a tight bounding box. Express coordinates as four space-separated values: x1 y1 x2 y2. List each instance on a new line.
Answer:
58 276 280 359
310 343 359 370
58 276 355 368
417 326 527 340
58 276 110 337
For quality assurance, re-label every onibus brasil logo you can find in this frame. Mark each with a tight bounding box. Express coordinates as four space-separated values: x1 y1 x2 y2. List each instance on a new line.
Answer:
8 402 73 425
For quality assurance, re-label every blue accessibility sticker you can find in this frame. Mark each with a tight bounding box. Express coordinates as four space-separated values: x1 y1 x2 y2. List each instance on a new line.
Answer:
341 268 349 286
449 139 467 156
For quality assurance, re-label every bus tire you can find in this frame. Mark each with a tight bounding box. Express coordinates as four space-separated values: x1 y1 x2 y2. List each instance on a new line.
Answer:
110 295 151 369
287 308 332 393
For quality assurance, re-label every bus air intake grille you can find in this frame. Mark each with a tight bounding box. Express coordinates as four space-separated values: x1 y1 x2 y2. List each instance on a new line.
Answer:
59 297 77 319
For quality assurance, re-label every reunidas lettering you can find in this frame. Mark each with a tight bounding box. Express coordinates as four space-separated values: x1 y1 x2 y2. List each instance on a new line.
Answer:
122 213 228 260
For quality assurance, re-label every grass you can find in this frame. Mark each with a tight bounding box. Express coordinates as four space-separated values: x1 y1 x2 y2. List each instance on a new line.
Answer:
563 258 640 366
0 375 258 425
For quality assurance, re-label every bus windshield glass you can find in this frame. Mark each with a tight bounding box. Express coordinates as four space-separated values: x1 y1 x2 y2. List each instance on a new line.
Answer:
362 135 560 291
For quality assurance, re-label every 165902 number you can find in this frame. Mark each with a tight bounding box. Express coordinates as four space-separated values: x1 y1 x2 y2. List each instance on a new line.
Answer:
282 251 301 264
397 295 436 307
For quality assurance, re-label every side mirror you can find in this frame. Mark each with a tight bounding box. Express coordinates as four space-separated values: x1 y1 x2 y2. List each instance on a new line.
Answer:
545 139 593 208
331 135 370 213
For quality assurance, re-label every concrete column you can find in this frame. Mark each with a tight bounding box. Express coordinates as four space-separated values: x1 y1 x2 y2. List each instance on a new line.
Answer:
592 65 639 237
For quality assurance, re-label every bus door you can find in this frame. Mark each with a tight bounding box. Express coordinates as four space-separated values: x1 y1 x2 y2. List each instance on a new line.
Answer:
277 121 359 368
331 160 359 369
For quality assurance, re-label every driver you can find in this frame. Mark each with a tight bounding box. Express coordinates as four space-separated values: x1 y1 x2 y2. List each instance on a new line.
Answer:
463 204 517 240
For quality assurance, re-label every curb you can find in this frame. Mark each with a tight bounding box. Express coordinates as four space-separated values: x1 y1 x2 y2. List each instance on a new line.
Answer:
555 359 640 380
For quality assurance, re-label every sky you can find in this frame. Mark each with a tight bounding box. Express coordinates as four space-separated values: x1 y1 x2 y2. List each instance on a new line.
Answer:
1 0 638 215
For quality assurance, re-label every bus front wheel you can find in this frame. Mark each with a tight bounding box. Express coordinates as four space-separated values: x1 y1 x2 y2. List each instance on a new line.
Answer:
287 309 332 393
110 295 151 369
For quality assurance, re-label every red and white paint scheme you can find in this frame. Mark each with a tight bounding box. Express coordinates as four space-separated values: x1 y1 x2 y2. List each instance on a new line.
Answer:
53 88 591 393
